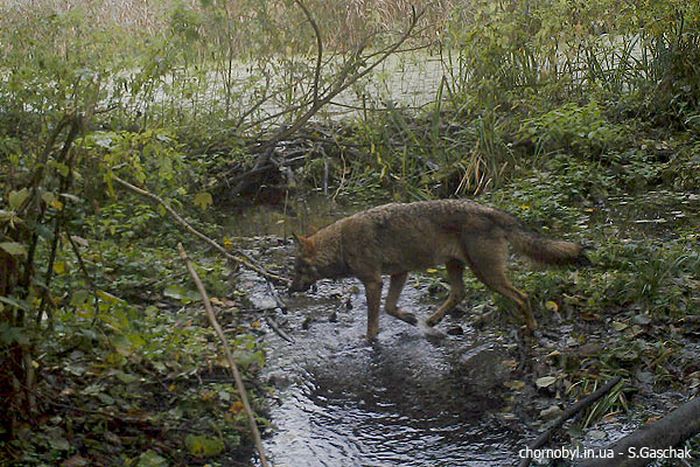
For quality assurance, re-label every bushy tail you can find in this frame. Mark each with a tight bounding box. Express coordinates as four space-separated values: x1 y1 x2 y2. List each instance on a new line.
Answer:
493 211 591 267
507 229 591 266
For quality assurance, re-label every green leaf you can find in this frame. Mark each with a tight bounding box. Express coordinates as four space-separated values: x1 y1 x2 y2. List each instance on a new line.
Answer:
185 434 225 457
0 322 28 345
0 242 27 257
163 284 200 303
41 191 57 205
112 334 134 356
137 450 169 467
115 370 139 384
96 289 122 304
194 191 213 210
8 188 30 210
0 295 30 312
49 160 70 177
46 427 70 451
70 289 90 307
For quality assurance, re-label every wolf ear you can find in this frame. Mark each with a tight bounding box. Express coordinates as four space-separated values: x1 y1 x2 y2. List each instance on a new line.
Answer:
292 233 315 253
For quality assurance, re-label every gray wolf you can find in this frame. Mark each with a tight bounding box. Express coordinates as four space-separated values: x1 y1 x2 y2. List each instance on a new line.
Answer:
289 199 590 339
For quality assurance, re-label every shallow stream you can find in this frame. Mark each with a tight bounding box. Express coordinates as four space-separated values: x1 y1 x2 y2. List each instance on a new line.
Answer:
246 269 523 466
234 188 699 466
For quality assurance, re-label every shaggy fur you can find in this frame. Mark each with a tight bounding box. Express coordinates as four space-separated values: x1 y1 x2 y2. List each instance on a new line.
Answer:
289 199 590 339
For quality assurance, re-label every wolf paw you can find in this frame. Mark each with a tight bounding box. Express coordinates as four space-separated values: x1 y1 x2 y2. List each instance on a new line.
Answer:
425 316 442 327
400 313 418 325
387 308 418 326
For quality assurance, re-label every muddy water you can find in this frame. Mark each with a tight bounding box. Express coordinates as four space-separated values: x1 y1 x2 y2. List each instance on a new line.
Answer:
243 244 524 467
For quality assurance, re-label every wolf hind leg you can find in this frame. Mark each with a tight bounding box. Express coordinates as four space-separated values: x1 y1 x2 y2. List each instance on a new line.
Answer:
384 272 417 325
465 238 537 331
426 260 466 327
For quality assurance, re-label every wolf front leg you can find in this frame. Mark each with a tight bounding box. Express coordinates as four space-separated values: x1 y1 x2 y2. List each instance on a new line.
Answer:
385 273 418 325
363 278 383 340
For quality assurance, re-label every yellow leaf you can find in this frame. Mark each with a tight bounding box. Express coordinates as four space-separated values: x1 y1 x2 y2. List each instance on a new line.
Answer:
50 199 64 210
250 320 261 330
545 300 559 312
229 400 244 414
425 268 439 274
519 204 530 211
53 261 67 275
222 237 234 251
194 191 213 211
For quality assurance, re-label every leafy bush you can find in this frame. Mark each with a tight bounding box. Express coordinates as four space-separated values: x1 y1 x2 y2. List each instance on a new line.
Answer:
519 102 624 158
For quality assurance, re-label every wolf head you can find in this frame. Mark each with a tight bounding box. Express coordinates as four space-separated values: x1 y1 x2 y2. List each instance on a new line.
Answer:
289 234 321 293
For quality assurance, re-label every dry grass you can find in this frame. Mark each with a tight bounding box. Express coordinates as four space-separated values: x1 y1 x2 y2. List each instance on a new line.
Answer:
1 0 457 50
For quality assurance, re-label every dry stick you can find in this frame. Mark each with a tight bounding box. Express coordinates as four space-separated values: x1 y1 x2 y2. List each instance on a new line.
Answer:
264 315 294 344
294 0 323 105
177 243 269 467
112 175 289 286
66 234 101 320
518 376 623 467
265 280 288 313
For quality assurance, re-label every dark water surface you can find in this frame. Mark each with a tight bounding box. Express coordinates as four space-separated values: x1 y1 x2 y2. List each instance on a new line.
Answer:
246 256 522 467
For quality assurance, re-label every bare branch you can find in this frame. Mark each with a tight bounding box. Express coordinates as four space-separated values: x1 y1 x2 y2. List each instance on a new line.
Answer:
256 7 425 152
518 376 623 467
581 395 700 467
294 0 323 105
112 175 290 285
178 243 269 467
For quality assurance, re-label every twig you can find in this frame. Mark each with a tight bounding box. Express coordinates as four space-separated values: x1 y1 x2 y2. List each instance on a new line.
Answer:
294 0 323 105
256 7 424 152
37 116 83 324
264 314 294 344
518 376 623 467
265 280 288 312
112 175 289 286
65 234 100 320
177 243 269 467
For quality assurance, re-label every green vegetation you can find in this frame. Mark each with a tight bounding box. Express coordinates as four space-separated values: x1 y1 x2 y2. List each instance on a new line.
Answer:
1 0 699 464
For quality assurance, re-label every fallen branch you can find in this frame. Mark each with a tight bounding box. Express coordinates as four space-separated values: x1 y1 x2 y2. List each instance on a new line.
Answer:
264 314 295 344
580 395 700 467
178 243 269 467
518 376 623 467
113 175 289 286
265 280 288 312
